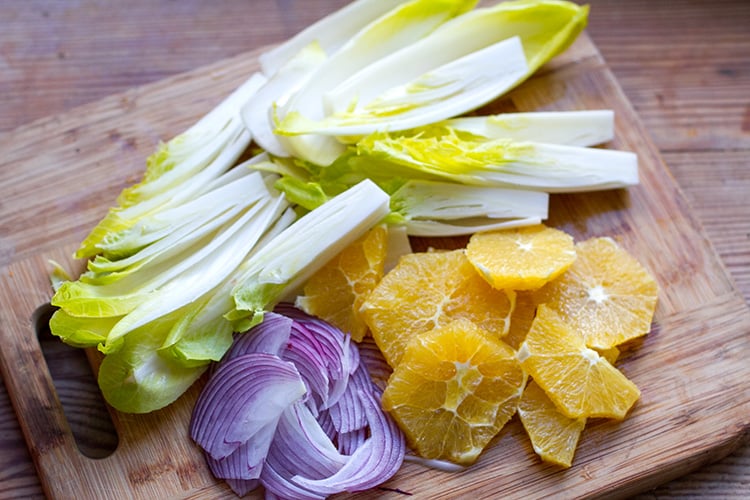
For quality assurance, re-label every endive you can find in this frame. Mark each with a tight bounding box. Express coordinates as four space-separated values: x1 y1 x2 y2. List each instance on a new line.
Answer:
444 110 615 147
242 43 328 157
96 310 211 413
389 179 549 236
355 127 638 192
91 204 304 414
76 72 267 259
52 169 280 319
51 169 290 351
279 36 528 137
276 0 477 166
277 0 588 140
230 179 391 329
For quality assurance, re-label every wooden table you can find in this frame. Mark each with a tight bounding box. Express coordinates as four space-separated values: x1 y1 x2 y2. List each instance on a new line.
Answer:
1 1 748 497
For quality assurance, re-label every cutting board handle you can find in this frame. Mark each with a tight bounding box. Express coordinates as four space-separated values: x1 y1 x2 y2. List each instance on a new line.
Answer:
0 281 90 496
0 251 224 498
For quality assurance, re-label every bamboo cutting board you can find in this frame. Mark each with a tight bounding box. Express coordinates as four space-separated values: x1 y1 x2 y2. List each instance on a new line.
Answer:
0 32 748 499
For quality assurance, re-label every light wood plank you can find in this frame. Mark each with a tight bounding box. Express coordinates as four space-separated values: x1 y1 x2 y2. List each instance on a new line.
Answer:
587 0 750 152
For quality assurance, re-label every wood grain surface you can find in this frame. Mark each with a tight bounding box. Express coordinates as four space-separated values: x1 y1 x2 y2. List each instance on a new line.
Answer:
1 1 748 498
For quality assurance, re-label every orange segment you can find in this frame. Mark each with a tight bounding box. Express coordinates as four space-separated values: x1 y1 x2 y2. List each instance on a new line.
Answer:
534 237 658 349
518 380 586 468
296 225 388 342
503 290 537 351
466 224 576 291
517 305 640 420
382 318 526 465
361 249 515 367
596 346 620 365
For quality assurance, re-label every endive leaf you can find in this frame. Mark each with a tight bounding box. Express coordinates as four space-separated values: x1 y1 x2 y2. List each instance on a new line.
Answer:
258 0 412 77
355 126 638 192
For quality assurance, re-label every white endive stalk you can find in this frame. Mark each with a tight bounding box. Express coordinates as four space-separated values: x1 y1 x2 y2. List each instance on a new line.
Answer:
243 43 328 157
281 36 528 137
390 179 548 236
105 192 290 347
358 132 639 193
230 179 390 327
444 110 615 147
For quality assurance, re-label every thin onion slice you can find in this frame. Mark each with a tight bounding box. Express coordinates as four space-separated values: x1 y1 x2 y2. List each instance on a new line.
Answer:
189 352 306 460
205 422 276 480
266 404 347 479
291 388 406 494
225 312 293 358
327 364 370 434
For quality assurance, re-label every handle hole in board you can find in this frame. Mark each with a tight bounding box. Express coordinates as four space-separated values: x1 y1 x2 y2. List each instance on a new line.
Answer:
34 303 119 459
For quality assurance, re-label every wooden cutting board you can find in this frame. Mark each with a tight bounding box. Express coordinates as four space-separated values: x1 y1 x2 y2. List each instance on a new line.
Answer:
0 32 748 499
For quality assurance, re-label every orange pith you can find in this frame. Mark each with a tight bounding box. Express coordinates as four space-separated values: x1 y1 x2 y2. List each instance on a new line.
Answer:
381 318 525 465
504 290 537 351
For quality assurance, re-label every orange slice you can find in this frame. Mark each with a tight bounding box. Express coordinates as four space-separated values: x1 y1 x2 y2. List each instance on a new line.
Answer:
466 224 576 291
296 225 388 342
534 237 658 349
382 318 525 465
518 380 586 468
517 305 640 420
361 249 515 367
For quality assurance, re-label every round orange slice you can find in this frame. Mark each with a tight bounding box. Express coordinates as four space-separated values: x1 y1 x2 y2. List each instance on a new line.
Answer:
382 318 526 465
361 249 515 367
466 224 576 291
534 236 658 349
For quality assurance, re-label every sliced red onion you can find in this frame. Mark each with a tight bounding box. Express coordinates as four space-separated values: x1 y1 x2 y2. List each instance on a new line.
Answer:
190 304 406 498
206 313 293 378
276 302 361 383
225 312 293 358
258 461 327 500
266 404 346 479
315 408 337 441
284 314 358 407
337 428 368 456
190 353 306 460
290 388 406 494
282 322 332 407
206 421 276 480
327 364 370 434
